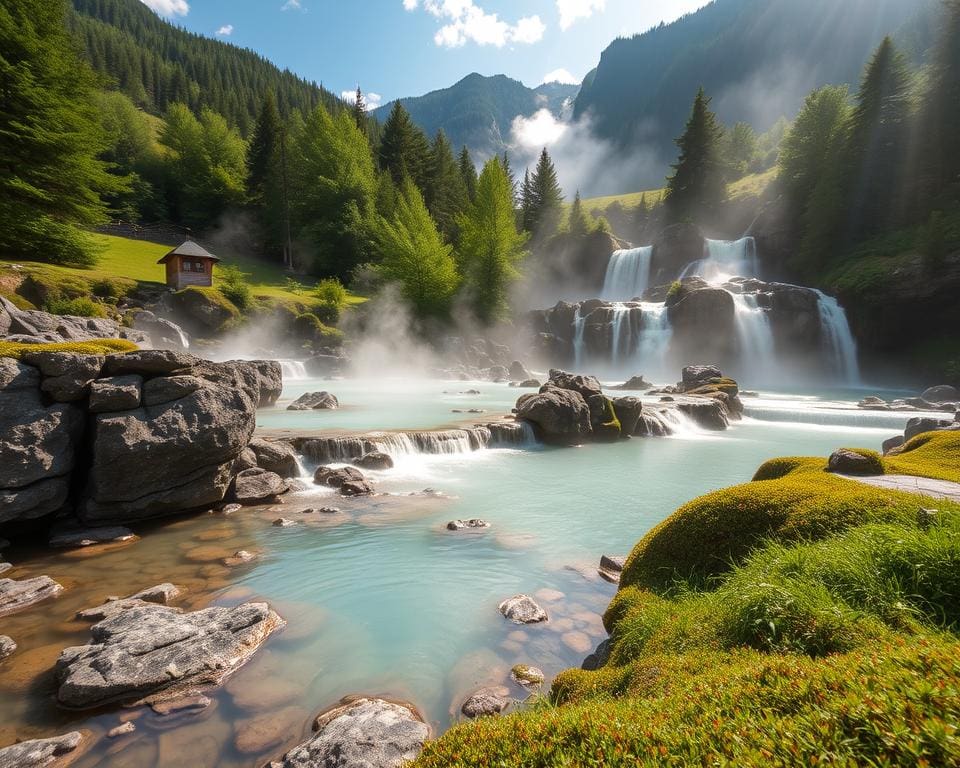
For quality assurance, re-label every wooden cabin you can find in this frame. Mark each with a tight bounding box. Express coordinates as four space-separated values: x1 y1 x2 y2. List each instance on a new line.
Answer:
157 241 221 290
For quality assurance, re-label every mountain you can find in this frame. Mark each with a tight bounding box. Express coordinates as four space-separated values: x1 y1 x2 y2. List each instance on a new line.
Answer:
574 0 938 183
68 0 343 135
373 73 579 159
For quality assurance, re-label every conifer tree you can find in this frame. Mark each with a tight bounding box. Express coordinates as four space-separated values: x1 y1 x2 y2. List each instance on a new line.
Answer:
425 130 469 242
247 93 289 264
526 148 564 243
374 177 460 318
0 0 125 266
352 86 367 132
456 158 529 325
664 88 726 224
632 192 650 234
459 147 478 202
568 190 589 237
379 102 431 191
502 152 517 205
519 169 533 232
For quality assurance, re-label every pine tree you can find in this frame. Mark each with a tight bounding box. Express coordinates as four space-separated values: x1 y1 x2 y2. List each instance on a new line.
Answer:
502 152 517 205
845 37 913 238
425 130 469 243
632 192 650 234
247 93 289 264
373 177 460 318
568 190 589 237
664 88 726 224
459 147 478 202
527 148 564 243
0 0 125 266
456 158 529 325
379 102 431 191
519 169 533 232
352 86 367 133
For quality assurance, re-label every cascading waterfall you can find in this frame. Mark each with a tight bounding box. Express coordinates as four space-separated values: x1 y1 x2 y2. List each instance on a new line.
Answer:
636 303 672 370
280 360 308 381
732 293 776 379
609 304 635 364
601 246 654 301
813 290 860 384
572 308 587 369
700 237 759 283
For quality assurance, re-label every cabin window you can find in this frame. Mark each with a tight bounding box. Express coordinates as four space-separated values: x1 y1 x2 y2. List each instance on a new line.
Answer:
195 261 205 273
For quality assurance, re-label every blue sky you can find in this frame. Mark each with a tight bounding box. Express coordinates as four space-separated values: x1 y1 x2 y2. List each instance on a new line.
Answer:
141 0 710 107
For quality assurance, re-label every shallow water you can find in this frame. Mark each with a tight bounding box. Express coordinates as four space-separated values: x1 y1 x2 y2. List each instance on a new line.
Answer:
0 377 927 767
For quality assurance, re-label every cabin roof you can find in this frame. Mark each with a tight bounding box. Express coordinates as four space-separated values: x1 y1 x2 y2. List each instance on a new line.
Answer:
157 240 221 264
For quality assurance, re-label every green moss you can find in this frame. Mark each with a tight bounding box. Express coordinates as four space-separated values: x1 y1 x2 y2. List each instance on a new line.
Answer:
832 446 885 475
45 296 108 318
887 431 960 483
0 339 138 360
0 291 35 310
171 286 241 332
596 396 622 441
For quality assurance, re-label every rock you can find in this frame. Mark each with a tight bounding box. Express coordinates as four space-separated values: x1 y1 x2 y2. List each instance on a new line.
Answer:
508 361 531 380
355 452 394 470
129 583 181 605
22 352 104 403
1 295 122 343
233 468 287 505
681 365 723 389
826 448 882 476
287 391 339 411
610 375 652 391
652 223 704 284
88 374 142 413
461 687 511 718
340 479 374 496
107 722 136 738
272 697 428 768
54 602 284 708
0 576 64 617
150 694 212 716
314 466 365 488
0 731 87 768
498 594 548 624
0 635 15 662
272 518 296 527
75 598 157 623
447 519 490 531
245 360 283 407
905 416 957 442
882 435 905 455
234 447 259 472
516 388 592 445
921 385 959 403
546 369 603 400
611 397 643 435
674 397 730 430
598 554 626 583
49 525 136 549
233 706 306 755
581 638 611 671
516 378 541 388
510 664 544 687
102 350 200 377
219 503 243 515
0 563 9 575
248 438 301 478
224 550 257 567
142 375 204 407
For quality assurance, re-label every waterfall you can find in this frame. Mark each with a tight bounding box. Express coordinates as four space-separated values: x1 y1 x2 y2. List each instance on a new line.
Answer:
699 237 759 282
813 290 860 384
280 360 309 381
572 307 587 369
601 246 654 301
636 303 672 370
732 293 776 381
609 304 635 364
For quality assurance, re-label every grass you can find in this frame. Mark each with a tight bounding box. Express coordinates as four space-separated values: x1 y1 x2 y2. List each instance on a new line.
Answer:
0 339 138 359
0 234 367 310
415 434 960 767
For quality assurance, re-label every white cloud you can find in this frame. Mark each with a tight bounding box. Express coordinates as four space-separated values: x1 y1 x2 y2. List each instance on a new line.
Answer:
511 109 569 148
406 1 544 48
139 0 189 17
216 24 233 36
556 0 605 30
542 68 580 85
341 90 383 110
282 0 304 10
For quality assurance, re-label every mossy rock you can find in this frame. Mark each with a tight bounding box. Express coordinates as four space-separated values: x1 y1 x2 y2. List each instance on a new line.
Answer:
170 286 240 334
594 396 622 442
0 339 138 361
0 291 36 311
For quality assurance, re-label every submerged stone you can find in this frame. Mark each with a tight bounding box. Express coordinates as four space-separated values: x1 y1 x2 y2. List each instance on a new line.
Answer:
498 594 548 624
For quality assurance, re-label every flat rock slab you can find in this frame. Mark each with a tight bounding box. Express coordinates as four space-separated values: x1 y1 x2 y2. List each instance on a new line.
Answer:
272 697 428 768
49 526 137 549
840 474 960 502
55 601 284 709
0 576 63 618
0 731 87 768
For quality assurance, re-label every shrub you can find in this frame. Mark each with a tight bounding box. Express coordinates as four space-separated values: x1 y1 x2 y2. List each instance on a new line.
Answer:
45 297 107 318
91 277 130 299
314 277 347 309
293 312 322 341
170 287 241 334
0 339 137 360
217 264 252 311
666 280 683 302
283 276 304 295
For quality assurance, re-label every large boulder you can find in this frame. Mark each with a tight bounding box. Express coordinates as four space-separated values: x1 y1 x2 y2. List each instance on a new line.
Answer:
21 352 104 403
88 375 143 414
0 731 88 768
272 697 429 768
130 310 190 351
142 374 204 407
169 287 239 336
669 288 737 363
288 391 339 411
0 359 84 524
233 468 287 505
55 602 284 708
611 397 643 435
248 438 301 478
498 594 548 624
516 388 592 445
826 448 884 476
0 575 64 617
681 365 723 389
0 295 120 343
905 416 957 442
921 385 959 403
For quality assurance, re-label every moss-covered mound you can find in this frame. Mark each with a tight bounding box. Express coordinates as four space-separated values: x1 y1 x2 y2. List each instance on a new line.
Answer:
416 435 960 767
887 431 960 483
0 339 138 360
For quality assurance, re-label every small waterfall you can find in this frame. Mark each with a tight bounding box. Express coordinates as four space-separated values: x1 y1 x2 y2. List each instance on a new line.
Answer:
601 246 653 301
572 307 587 369
636 303 672 368
280 360 309 381
634 406 699 437
609 304 634 364
699 237 759 282
732 293 776 380
813 290 860 384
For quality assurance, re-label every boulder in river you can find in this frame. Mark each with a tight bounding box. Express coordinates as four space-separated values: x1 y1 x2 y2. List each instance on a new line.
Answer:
515 388 592 445
314 466 365 488
0 731 88 768
271 697 429 768
447 519 490 531
55 602 284 708
0 575 63 618
510 664 545 687
498 594 548 624
0 635 16 662
287 391 339 411
48 525 136 549
248 438 301 479
355 451 395 470
461 686 511 719
233 468 288 505
905 416 958 443
921 385 959 403
598 554 626 583
609 375 652 391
